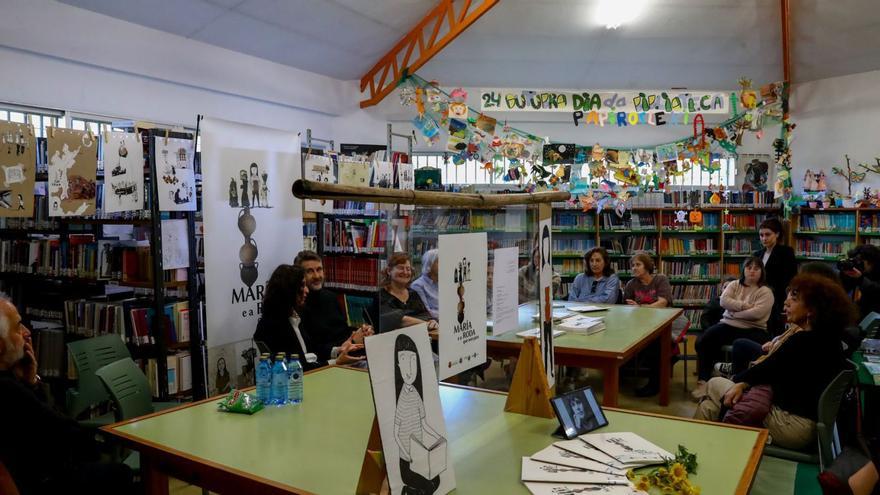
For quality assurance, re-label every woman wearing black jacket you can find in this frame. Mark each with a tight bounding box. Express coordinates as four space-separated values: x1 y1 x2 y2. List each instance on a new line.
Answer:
695 273 854 449
753 217 797 336
254 265 364 370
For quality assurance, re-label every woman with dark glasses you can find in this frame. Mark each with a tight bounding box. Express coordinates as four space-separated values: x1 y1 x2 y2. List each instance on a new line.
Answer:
568 247 620 304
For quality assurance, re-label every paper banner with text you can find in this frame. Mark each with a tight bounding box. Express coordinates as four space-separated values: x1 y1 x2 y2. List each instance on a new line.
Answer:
0 121 36 217
201 117 303 349
438 232 487 380
480 88 729 115
47 127 97 217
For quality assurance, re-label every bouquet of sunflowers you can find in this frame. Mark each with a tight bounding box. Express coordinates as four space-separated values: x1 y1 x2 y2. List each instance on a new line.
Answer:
627 445 700 494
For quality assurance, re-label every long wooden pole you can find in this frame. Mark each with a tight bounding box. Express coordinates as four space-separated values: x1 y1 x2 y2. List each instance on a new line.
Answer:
292 179 570 207
781 0 791 82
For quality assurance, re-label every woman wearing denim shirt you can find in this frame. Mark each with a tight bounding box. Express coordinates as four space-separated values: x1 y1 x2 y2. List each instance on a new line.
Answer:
568 247 620 304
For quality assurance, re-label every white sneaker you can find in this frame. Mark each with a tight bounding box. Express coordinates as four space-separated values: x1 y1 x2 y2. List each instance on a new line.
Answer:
713 362 734 378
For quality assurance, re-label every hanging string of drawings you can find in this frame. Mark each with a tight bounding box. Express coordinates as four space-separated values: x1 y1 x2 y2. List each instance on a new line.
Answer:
399 73 795 211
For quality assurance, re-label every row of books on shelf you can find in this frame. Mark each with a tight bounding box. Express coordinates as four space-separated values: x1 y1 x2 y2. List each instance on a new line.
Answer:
660 238 717 255
725 238 760 254
601 237 656 254
794 240 855 258
798 213 856 232
323 256 383 291
672 284 718 305
683 309 703 330
602 212 657 231
659 261 721 280
321 218 387 254
156 352 193 396
470 210 527 231
724 262 745 277
723 213 772 231
411 210 468 231
661 190 777 207
32 322 65 378
553 239 596 254
553 260 581 275
327 201 379 216
553 212 594 230
859 214 880 233
661 212 721 230
63 298 190 346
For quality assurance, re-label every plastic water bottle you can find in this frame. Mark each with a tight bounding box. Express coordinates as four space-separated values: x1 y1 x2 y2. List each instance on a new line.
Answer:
271 353 289 406
287 354 303 405
255 353 271 405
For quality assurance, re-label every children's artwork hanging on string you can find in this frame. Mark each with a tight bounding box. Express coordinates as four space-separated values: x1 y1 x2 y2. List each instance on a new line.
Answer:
371 160 394 188
103 132 144 213
0 121 36 217
397 161 415 211
155 137 196 211
303 154 335 213
338 157 371 187
742 156 770 193
542 143 575 165
47 127 97 217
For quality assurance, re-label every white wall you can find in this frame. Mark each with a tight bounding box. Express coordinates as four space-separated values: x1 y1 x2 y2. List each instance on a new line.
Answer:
790 69 880 196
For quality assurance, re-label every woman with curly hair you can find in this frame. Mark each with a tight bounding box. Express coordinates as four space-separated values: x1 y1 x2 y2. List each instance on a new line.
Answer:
694 273 855 449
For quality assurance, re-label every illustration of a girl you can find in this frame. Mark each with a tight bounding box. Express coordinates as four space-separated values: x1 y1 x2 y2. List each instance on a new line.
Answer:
250 163 261 207
394 334 442 494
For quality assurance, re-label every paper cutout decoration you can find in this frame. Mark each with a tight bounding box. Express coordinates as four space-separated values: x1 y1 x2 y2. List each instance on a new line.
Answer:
604 149 619 165
155 137 196 211
47 127 97 217
338 157 372 186
371 160 394 188
103 132 145 213
303 154 334 213
655 144 678 163
0 121 36 217
364 324 456 495
475 114 497 135
414 167 441 190
543 143 575 165
448 101 468 119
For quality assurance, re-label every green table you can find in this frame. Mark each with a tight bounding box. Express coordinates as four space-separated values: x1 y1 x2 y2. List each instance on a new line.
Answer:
488 302 682 407
104 366 765 495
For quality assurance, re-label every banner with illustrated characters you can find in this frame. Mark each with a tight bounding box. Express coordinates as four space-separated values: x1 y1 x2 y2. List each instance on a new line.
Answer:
479 88 729 115
402 74 795 214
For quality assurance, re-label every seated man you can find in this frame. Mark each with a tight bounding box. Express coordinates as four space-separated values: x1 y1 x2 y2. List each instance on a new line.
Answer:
294 251 373 364
0 299 133 495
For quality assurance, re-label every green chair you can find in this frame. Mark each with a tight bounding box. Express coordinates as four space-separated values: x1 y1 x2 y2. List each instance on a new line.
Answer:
95 358 179 422
66 334 131 428
764 360 858 470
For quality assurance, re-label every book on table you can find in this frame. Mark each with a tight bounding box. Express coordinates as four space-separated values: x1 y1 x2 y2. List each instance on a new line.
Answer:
517 328 565 339
567 305 608 313
410 433 447 479
557 316 605 335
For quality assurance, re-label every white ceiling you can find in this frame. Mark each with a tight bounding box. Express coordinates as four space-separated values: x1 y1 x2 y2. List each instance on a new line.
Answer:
58 0 880 88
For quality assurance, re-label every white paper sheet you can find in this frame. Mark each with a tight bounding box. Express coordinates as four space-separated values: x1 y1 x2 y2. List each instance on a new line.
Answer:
491 247 519 336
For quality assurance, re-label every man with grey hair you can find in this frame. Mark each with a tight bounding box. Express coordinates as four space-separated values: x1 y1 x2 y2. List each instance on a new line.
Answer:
410 249 439 320
0 298 132 494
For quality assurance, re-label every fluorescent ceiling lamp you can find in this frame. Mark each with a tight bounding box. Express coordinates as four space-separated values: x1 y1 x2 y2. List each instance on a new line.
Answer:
595 0 650 29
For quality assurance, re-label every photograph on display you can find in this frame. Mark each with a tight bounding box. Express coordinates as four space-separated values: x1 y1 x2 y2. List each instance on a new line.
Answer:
438 232 487 380
0 121 36 217
551 386 609 439
365 324 455 495
155 137 196 211
47 128 97 217
102 132 144 213
303 153 335 213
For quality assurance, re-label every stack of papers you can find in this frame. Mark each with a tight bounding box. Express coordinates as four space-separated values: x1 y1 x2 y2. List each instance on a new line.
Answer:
521 432 672 494
532 309 574 322
568 305 608 313
557 315 606 335
517 328 565 339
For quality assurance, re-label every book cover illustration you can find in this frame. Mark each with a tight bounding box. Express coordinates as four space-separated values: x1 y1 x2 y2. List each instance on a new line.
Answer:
0 121 36 217
155 137 196 211
103 132 144 213
303 153 334 213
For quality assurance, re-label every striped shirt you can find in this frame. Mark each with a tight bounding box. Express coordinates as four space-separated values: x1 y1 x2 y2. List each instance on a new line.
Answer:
395 385 425 461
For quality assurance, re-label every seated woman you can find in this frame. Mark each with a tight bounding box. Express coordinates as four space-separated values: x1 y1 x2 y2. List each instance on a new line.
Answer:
518 245 562 304
568 247 620 304
410 249 439 320
692 256 773 397
694 273 853 450
254 264 365 370
623 252 674 397
380 252 439 332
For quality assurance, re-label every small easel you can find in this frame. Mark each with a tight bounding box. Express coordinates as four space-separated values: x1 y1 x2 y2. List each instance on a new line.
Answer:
356 417 388 495
504 336 556 418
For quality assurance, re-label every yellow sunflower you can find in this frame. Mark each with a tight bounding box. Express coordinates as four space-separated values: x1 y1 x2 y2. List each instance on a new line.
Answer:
670 462 688 482
635 475 651 492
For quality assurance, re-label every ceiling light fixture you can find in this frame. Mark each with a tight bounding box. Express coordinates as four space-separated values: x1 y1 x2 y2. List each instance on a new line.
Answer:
595 0 650 30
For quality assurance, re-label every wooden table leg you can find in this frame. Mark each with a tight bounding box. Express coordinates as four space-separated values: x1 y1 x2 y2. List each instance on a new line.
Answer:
601 362 619 407
141 453 170 495
659 324 671 407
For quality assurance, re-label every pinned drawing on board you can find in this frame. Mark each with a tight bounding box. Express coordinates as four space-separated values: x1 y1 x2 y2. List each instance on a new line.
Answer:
303 154 335 213
365 324 456 495
103 132 145 213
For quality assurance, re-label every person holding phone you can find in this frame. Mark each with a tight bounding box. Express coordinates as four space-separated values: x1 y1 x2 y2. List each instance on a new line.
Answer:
0 298 133 494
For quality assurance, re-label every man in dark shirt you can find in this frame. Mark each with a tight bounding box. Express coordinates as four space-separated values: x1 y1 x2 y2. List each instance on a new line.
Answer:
0 299 132 494
294 251 373 364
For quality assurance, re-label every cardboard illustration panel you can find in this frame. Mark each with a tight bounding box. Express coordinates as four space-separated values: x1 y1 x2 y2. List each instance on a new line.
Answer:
102 132 145 213
338 157 372 187
438 232 487 380
365 324 456 495
538 216 555 387
303 154 334 213
0 121 36 217
47 128 97 217
155 137 196 211
372 160 394 188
